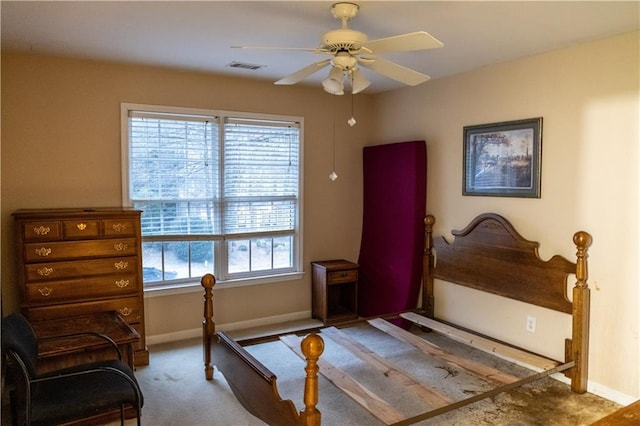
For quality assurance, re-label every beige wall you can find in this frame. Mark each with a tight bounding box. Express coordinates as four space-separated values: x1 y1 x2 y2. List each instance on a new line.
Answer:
371 31 639 400
1 53 370 335
2 30 638 401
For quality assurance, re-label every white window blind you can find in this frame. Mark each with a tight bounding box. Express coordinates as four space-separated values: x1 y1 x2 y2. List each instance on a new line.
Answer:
123 104 302 287
129 112 221 237
224 119 300 235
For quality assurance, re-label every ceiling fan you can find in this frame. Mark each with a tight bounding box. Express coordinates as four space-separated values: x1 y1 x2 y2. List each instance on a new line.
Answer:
232 2 443 95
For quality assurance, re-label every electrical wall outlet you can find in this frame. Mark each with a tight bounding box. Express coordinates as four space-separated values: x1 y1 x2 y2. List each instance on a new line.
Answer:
526 315 537 333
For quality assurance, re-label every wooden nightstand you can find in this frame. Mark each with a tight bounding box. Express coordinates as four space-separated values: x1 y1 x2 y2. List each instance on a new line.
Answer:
311 260 359 325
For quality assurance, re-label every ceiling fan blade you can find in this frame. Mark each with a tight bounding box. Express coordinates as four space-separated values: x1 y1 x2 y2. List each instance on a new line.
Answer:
362 31 443 54
358 56 430 86
275 59 332 85
231 45 330 54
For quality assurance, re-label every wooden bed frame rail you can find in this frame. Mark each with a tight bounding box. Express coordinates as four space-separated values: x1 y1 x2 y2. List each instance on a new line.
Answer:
201 273 325 426
422 213 592 393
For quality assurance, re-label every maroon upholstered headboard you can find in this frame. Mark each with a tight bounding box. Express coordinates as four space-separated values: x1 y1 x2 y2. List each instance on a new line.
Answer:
357 140 426 318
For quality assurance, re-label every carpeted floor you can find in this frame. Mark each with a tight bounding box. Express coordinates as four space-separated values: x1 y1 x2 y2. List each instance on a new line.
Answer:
116 322 621 426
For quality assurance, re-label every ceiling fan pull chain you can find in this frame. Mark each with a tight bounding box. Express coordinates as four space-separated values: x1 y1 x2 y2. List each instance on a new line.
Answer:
348 73 357 127
329 95 338 181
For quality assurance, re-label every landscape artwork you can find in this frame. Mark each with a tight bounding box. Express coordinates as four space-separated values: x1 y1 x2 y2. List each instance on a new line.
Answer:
463 118 542 198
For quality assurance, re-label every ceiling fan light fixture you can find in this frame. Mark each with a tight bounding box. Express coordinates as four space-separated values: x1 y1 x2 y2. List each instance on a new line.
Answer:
238 1 443 93
323 66 345 95
351 68 370 94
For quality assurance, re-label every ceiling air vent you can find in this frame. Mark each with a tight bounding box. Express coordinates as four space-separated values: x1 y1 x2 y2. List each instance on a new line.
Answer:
227 61 265 71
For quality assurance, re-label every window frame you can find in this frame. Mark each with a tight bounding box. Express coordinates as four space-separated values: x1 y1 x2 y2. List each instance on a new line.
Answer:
120 103 304 293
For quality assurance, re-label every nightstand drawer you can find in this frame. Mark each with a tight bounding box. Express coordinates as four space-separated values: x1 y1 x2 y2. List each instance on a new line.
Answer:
328 270 358 284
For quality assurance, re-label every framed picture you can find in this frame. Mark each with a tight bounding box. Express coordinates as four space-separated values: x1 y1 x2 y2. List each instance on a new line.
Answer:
463 117 542 198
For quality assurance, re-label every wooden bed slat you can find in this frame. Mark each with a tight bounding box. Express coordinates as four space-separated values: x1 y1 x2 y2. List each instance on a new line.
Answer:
369 318 521 386
399 313 560 372
321 326 454 408
280 334 408 425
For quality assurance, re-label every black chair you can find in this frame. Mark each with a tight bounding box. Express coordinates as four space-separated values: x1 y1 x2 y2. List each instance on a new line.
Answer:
1 313 144 426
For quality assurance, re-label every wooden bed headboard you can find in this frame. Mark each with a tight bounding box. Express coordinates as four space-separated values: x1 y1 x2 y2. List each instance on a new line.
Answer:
422 213 592 393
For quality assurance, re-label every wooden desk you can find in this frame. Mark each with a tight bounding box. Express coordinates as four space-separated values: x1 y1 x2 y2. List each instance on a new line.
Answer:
32 311 140 374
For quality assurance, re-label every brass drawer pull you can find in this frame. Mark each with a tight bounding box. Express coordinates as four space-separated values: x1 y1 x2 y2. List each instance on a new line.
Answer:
115 279 130 288
119 307 133 316
113 242 129 252
112 223 128 233
33 226 51 236
35 247 52 257
37 267 54 277
76 223 87 231
38 287 53 297
114 261 129 270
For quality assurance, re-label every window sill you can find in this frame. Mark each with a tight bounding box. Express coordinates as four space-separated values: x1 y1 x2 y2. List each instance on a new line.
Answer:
143 272 305 299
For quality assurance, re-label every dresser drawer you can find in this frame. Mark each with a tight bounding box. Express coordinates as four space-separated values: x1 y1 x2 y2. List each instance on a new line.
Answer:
104 219 137 237
24 238 138 262
328 269 358 284
25 274 139 305
25 297 143 324
22 221 63 241
25 256 138 281
63 220 101 239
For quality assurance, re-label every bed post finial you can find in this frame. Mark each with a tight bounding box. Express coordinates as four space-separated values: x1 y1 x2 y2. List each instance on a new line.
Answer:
573 231 592 288
570 231 592 393
201 273 216 380
299 333 324 426
423 215 436 316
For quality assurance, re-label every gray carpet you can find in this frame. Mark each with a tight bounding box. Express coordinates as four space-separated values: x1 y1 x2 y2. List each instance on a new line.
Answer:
118 324 620 425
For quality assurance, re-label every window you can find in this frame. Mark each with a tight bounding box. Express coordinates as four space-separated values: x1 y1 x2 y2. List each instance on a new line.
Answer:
121 103 303 290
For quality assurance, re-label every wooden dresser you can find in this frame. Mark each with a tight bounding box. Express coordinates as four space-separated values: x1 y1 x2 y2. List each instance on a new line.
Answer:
13 208 149 366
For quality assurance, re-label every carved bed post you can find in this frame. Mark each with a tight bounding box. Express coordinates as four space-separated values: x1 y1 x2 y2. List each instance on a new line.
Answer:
201 273 216 380
423 215 436 317
299 333 325 426
570 231 592 393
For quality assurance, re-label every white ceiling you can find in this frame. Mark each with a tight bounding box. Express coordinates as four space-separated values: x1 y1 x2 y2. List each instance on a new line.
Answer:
2 1 638 94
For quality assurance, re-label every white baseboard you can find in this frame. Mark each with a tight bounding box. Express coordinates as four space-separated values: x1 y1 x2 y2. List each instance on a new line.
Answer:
146 310 312 345
587 381 639 406
145 328 201 345
550 373 637 405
